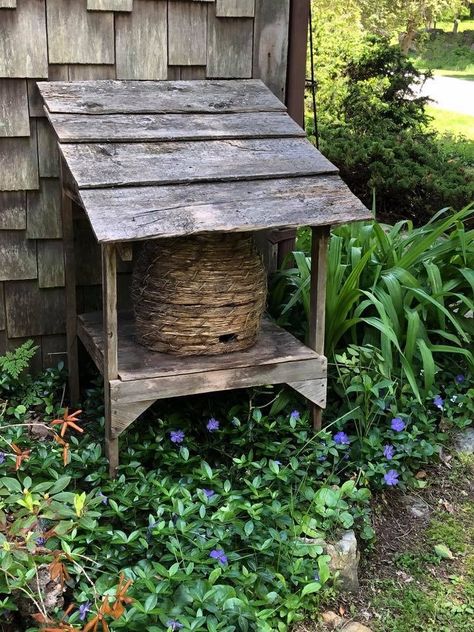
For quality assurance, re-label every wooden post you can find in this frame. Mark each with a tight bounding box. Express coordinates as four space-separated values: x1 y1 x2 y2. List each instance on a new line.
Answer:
102 243 119 476
308 225 330 430
61 185 80 405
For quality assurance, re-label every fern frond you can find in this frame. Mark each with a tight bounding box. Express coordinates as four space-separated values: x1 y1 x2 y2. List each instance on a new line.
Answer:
0 340 39 380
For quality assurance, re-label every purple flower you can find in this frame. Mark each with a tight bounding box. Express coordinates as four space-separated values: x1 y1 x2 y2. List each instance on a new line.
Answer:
433 395 444 410
97 490 108 505
383 444 395 460
455 374 465 384
314 571 320 582
333 431 350 445
318 455 326 462
0 452 5 465
206 418 220 432
391 417 405 432
166 621 183 631
274 460 282 466
290 410 300 421
78 602 91 621
383 469 399 486
203 489 215 498
35 537 46 546
170 430 185 444
210 549 228 564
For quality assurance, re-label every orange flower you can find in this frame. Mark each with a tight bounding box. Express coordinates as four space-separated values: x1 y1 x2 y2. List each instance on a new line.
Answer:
51 409 84 438
53 433 70 467
11 443 31 471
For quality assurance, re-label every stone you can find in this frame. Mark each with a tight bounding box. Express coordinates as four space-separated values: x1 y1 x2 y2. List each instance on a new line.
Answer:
341 623 373 632
326 530 360 593
402 494 431 520
454 428 474 454
321 610 344 629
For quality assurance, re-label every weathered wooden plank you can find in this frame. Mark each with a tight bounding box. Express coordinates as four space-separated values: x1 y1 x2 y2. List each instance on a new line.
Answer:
79 175 370 243
0 231 37 281
5 281 65 337
0 0 48 78
288 379 327 408
68 65 116 81
38 79 285 114
167 67 181 80
207 10 253 78
48 65 69 81
37 119 60 177
0 80 29 136
47 0 115 64
0 125 39 190
253 0 290 102
168 1 207 66
41 334 67 369
27 80 46 117
110 400 156 437
46 111 304 142
61 137 337 189
115 0 167 79
37 240 65 288
26 178 62 239
74 219 102 285
0 283 5 330
0 1 17 8
78 312 324 381
216 0 254 17
87 0 132 10
180 66 207 80
0 191 26 229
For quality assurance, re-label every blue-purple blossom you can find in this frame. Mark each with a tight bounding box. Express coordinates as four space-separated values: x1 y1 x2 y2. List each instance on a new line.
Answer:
0 452 5 465
78 602 91 621
391 417 405 432
314 571 320 582
166 621 183 631
35 537 46 546
290 410 300 421
455 374 465 384
210 549 228 564
383 444 395 460
274 460 282 466
97 490 108 505
384 469 399 486
203 489 215 498
318 455 326 462
206 418 220 432
170 430 185 444
333 431 350 445
433 395 444 410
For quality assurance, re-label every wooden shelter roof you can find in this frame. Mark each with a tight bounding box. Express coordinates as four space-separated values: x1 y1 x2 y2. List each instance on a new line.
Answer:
38 79 371 243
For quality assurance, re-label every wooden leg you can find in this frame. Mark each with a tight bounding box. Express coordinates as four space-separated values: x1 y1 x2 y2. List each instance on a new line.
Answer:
61 187 80 405
308 226 330 430
102 244 119 476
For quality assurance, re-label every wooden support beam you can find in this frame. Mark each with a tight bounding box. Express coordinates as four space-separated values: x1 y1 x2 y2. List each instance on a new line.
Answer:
308 225 330 429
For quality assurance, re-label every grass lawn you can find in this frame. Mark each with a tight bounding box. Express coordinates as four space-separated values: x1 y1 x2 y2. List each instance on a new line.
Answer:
411 24 474 77
437 19 474 32
426 106 474 164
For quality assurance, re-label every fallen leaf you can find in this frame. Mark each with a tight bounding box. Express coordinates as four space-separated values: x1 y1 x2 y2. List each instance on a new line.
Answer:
434 544 454 560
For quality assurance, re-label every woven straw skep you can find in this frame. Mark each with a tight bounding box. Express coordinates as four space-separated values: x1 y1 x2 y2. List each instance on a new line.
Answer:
132 233 267 355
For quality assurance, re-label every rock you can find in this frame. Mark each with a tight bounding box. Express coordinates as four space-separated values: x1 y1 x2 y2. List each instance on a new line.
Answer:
341 623 373 632
402 494 431 519
454 428 474 454
14 564 64 619
321 610 344 629
326 530 360 593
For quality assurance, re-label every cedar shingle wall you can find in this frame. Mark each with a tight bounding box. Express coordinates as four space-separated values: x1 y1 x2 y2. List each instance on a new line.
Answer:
0 0 290 366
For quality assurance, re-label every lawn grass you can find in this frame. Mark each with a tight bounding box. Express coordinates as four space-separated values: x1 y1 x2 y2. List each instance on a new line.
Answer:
426 106 474 164
437 19 474 33
411 29 474 76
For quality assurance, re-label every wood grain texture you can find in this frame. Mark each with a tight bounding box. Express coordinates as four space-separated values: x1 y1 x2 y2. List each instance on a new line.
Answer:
115 0 167 79
0 0 48 78
253 0 290 102
0 231 37 281
110 400 156 437
37 240 65 288
41 334 67 369
38 79 286 114
46 111 304 142
68 65 116 80
27 80 46 117
0 1 17 7
87 0 132 10
48 65 69 81
61 137 337 189
47 0 114 64
216 0 254 17
26 179 62 239
207 10 253 78
0 80 29 136
79 175 370 243
0 283 5 331
37 119 60 177
288 379 327 408
0 191 26 229
5 281 65 337
0 125 39 190
168 1 207 66
180 66 207 80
